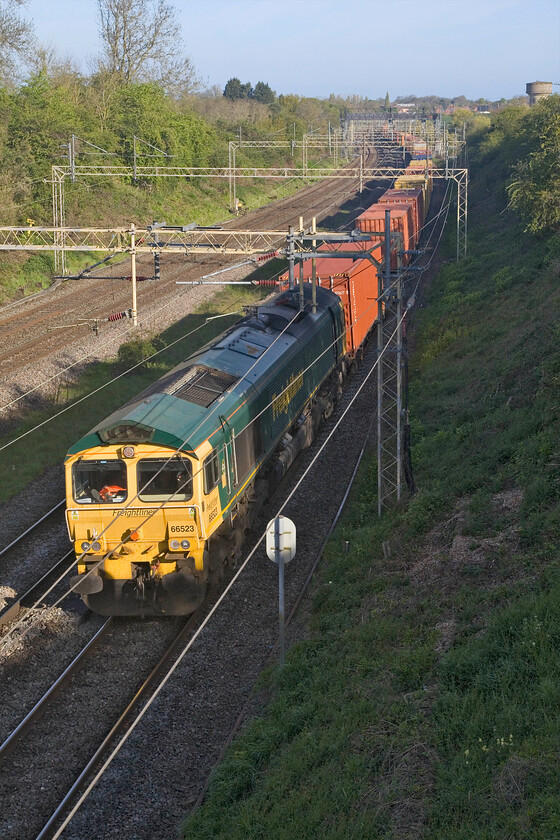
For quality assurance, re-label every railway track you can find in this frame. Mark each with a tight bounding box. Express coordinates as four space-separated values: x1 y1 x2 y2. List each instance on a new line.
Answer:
0 548 74 630
18 330 384 840
0 617 112 763
34 610 202 840
0 494 74 634
0 609 202 840
0 499 65 558
0 492 75 630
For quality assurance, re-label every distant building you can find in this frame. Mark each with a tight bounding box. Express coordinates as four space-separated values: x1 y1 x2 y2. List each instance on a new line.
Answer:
526 81 552 105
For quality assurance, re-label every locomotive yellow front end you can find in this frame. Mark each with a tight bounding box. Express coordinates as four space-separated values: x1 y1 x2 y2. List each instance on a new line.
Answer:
65 443 208 615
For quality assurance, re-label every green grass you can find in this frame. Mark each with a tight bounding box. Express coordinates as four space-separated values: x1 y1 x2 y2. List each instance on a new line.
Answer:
0 250 107 302
180 134 560 837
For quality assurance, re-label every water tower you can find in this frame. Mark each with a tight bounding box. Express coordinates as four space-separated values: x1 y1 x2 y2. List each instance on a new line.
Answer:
526 81 552 105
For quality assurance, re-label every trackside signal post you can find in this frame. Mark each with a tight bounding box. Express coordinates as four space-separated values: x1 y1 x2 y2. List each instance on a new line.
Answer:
266 516 296 666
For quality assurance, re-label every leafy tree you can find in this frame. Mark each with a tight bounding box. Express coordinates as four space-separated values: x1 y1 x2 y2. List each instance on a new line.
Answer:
451 108 488 133
8 71 87 178
111 82 215 166
252 81 275 105
384 91 390 109
0 0 35 84
223 77 242 100
223 77 252 100
96 0 199 95
507 95 560 234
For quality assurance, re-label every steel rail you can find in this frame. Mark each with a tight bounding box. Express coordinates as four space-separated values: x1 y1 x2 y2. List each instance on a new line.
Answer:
0 499 65 558
0 549 74 629
0 617 112 765
35 612 200 840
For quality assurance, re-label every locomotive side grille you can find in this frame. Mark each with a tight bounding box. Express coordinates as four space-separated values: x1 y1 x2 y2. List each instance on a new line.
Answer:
122 365 238 409
172 366 239 407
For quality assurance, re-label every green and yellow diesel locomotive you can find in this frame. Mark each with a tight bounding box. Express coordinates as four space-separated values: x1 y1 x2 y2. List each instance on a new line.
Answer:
65 286 351 615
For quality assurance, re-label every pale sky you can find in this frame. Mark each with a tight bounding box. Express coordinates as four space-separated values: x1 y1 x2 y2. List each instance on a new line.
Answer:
26 0 560 101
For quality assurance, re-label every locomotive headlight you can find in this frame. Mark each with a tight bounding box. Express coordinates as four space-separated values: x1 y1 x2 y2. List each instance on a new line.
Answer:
180 539 190 550
81 540 101 552
169 539 180 551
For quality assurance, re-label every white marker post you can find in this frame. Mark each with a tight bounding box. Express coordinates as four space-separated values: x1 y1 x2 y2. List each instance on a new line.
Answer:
266 516 296 666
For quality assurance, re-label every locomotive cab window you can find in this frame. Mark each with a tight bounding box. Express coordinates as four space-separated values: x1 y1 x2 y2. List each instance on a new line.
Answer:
137 457 192 502
203 450 220 494
73 459 127 504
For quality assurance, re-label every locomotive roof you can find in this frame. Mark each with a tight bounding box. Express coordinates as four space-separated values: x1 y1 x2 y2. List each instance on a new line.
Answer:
66 285 341 458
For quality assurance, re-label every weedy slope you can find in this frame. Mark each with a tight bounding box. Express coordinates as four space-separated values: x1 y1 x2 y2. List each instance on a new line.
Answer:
182 102 560 840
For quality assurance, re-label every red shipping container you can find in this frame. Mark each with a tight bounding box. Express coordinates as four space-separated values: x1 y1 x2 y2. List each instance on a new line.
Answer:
279 241 382 355
379 187 424 241
356 203 415 262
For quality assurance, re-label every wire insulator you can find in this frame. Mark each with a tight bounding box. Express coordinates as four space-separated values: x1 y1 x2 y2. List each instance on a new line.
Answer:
256 279 281 286
256 250 279 263
107 309 132 322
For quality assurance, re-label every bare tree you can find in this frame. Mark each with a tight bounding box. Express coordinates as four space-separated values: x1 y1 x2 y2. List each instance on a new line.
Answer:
97 0 199 95
0 0 35 84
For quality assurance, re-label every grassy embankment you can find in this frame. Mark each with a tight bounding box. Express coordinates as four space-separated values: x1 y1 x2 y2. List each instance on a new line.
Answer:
181 127 560 837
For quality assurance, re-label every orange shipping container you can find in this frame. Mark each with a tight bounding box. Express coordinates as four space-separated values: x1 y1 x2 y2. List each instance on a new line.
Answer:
379 188 424 240
356 203 416 260
279 242 382 355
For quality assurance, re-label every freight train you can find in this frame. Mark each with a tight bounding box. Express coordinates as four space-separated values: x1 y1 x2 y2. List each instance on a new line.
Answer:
65 140 433 617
